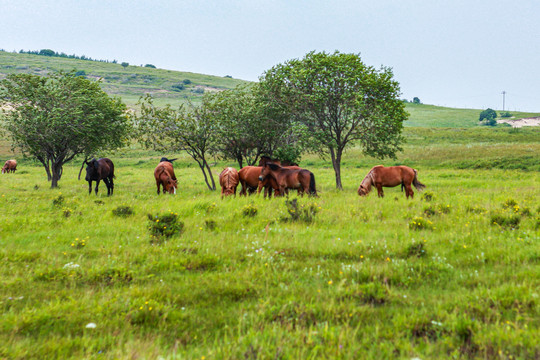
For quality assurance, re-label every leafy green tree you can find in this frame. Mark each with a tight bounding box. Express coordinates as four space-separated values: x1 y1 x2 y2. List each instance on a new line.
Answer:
260 51 408 189
0 72 130 188
121 62 129 69
413 97 421 104
134 95 217 191
479 108 497 126
205 85 303 168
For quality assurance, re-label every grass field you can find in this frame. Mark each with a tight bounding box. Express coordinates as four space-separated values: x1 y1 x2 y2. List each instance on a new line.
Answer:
1 126 539 359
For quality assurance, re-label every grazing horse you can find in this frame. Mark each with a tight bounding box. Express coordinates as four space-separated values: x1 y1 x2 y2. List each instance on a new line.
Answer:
357 165 426 199
85 158 115 196
154 161 177 195
238 166 279 198
1 159 17 174
219 167 240 198
259 163 317 197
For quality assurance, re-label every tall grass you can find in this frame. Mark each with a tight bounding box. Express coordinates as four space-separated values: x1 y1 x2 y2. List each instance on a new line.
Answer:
0 151 538 359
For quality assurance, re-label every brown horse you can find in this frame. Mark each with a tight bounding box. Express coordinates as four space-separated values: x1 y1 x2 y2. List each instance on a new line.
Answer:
259 163 317 197
1 159 17 174
259 155 299 167
238 166 281 198
219 167 240 198
154 161 177 195
357 165 426 199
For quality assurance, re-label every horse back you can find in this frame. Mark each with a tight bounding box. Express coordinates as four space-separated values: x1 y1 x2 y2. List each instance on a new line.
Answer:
239 166 262 187
157 161 176 180
220 167 239 188
98 158 114 178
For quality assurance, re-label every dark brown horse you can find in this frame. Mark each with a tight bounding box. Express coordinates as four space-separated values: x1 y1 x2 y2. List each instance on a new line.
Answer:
219 167 240 198
259 163 317 197
85 158 115 196
1 159 17 174
357 165 426 199
259 155 299 167
154 161 177 195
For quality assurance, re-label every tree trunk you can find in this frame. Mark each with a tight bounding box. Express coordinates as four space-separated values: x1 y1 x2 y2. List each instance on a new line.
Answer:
329 147 343 190
204 160 216 190
50 162 63 188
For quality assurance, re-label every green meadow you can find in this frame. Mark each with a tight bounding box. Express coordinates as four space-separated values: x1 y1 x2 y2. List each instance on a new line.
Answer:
1 125 539 359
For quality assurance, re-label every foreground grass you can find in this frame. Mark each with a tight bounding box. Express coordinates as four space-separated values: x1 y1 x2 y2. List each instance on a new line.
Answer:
0 153 538 359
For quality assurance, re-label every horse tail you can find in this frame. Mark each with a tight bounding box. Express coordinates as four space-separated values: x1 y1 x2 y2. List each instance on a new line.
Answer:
412 169 426 192
309 172 318 196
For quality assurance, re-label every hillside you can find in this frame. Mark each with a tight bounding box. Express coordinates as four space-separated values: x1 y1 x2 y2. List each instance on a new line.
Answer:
1 50 539 126
0 50 248 108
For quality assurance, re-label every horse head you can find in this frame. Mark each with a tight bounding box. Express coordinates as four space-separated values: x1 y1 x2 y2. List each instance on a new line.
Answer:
85 158 100 181
357 185 369 196
163 175 177 194
259 162 281 181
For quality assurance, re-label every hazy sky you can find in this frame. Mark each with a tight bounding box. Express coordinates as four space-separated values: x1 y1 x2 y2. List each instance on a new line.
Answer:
2 0 539 111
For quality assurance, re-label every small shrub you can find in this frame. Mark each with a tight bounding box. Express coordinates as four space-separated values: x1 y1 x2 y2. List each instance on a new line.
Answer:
421 191 434 202
62 208 72 218
437 204 452 214
408 216 433 230
147 212 184 242
205 219 217 230
466 205 487 214
423 206 437 217
112 205 134 217
182 79 191 85
502 198 518 209
519 206 531 217
500 111 512 118
404 242 426 258
282 199 319 223
94 200 105 205
242 204 258 217
70 237 88 249
52 195 64 207
490 213 520 229
171 83 185 91
355 282 389 305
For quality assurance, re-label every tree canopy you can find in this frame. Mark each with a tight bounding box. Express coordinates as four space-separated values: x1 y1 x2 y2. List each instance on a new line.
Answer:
0 72 131 188
259 51 408 189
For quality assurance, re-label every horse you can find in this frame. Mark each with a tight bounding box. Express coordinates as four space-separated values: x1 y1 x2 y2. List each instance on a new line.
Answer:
238 166 280 198
85 158 115 196
219 167 239 198
259 163 317 197
154 161 177 195
357 165 426 199
160 157 177 163
1 159 17 174
259 155 299 167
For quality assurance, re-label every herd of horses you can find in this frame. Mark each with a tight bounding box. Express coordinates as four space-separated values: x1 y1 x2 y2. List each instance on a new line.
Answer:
2 156 426 199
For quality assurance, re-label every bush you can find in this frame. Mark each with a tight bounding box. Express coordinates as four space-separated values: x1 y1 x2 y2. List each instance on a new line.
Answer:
490 213 520 229
112 205 134 217
421 191 434 202
479 108 497 126
171 83 185 92
500 111 512 118
282 198 319 223
182 79 192 85
242 204 258 217
147 212 184 241
408 216 434 230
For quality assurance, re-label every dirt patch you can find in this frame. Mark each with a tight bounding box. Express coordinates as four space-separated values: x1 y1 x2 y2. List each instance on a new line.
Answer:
497 117 540 128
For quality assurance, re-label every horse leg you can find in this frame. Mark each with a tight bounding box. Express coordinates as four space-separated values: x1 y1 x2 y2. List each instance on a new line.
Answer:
156 180 161 195
405 184 414 199
109 176 114 196
103 178 111 196
88 181 92 195
376 184 384 198
94 179 101 195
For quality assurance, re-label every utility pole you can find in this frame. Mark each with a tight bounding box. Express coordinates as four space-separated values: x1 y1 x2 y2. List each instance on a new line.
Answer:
501 91 506 111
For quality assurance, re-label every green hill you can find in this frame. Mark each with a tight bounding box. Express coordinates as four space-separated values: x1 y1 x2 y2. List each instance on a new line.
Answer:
0 50 247 109
1 50 539 125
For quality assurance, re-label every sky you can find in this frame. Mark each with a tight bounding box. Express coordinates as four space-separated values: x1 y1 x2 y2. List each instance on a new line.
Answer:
1 0 540 112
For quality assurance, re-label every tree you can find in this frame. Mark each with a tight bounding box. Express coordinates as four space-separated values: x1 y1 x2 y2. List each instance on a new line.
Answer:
134 95 217 191
0 72 131 188
260 51 408 189
121 62 129 69
205 84 304 168
413 97 421 104
479 108 497 126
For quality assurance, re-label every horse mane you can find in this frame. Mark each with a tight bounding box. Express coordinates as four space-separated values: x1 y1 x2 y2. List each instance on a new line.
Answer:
360 169 375 193
267 162 281 171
